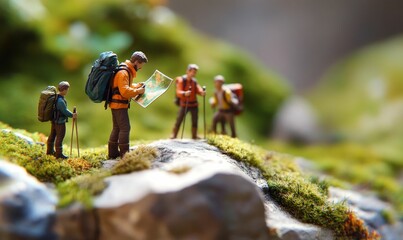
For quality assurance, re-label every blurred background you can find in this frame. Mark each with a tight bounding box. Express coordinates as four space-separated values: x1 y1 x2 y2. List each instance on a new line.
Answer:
0 0 402 216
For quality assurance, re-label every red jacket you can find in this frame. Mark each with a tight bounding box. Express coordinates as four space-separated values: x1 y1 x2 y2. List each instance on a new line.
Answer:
176 75 204 107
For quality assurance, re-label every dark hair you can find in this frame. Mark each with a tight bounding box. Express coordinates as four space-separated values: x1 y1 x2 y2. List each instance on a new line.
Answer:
130 51 148 63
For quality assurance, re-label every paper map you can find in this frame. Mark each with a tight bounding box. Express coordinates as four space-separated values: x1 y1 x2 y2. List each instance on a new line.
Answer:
133 70 173 108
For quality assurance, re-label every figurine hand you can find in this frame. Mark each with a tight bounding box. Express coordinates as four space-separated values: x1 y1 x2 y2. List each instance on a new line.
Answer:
184 90 191 97
134 82 144 88
137 87 145 95
73 113 78 119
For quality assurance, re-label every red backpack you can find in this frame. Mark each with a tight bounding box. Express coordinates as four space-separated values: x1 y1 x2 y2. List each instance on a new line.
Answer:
223 83 244 115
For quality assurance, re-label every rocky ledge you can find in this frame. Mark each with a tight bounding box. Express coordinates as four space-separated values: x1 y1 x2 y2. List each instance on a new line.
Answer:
0 139 401 240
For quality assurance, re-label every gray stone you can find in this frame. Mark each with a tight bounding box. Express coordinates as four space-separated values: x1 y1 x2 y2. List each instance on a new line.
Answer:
98 171 269 240
1 129 35 145
102 159 119 169
149 140 335 239
0 160 57 240
378 221 403 240
329 187 392 214
329 185 401 239
271 96 322 144
265 196 333 240
55 168 270 239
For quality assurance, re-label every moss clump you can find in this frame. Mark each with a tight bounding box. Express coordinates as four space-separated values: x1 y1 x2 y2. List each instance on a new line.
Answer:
111 145 158 175
57 145 159 208
208 134 266 169
207 134 379 239
57 170 111 208
168 165 191 175
341 212 381 239
309 175 330 196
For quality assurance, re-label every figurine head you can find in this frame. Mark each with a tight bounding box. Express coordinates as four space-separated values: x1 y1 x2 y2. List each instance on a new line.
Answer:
130 51 148 71
58 81 70 95
186 63 199 78
214 75 225 90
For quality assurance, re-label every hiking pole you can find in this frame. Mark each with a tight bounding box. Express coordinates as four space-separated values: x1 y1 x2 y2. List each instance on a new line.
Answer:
181 86 191 139
70 107 75 157
70 107 80 157
74 107 80 157
202 86 206 139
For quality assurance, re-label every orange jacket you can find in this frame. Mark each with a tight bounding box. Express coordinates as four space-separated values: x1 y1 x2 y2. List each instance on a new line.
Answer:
176 75 204 108
109 60 141 109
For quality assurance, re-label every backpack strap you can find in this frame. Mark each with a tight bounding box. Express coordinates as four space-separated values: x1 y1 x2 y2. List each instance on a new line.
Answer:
182 76 197 92
182 76 187 90
222 90 230 105
111 64 132 96
52 94 58 122
104 64 132 109
221 89 236 113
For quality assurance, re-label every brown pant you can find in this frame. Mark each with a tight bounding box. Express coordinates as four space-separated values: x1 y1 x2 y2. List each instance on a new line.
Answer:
47 122 66 149
212 110 236 138
173 106 198 131
109 108 130 144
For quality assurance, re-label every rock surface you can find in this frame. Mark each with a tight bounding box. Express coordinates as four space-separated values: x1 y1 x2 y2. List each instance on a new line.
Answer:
1 139 401 240
56 140 270 239
0 160 57 240
151 140 335 240
329 187 403 240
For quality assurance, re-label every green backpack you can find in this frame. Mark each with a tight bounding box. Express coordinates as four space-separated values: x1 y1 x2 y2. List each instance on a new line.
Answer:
38 86 58 122
85 51 131 109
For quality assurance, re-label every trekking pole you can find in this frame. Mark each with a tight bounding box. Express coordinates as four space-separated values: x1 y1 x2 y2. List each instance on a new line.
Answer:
70 107 75 157
202 86 206 139
181 86 191 139
70 107 80 157
74 107 80 157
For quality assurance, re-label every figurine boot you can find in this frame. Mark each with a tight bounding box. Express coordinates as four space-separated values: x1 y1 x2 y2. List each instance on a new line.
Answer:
119 143 130 158
192 127 200 140
55 147 68 159
108 141 120 159
46 143 55 155
170 127 179 139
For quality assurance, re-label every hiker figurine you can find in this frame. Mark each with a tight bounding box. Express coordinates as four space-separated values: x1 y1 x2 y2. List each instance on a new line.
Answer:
108 51 148 159
47 81 77 159
170 64 206 139
209 75 237 138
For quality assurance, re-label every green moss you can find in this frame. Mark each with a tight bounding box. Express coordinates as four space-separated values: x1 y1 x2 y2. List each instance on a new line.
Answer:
111 145 158 175
309 176 330 196
268 140 402 218
0 126 108 183
381 209 396 225
207 134 266 169
57 145 159 208
57 170 111 208
208 134 378 239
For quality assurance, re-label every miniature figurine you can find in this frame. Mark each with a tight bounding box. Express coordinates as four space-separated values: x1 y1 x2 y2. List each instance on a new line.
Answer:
108 51 148 159
47 81 77 159
170 64 206 139
209 75 238 138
